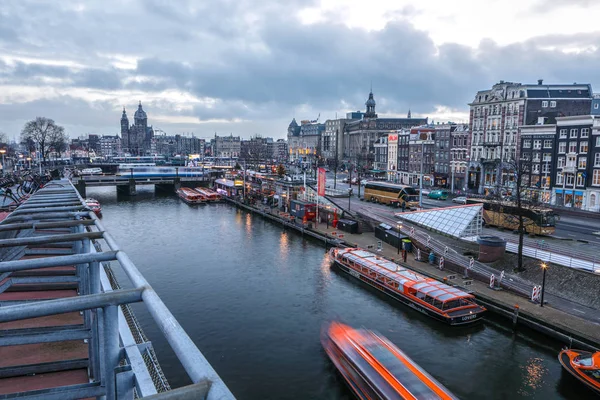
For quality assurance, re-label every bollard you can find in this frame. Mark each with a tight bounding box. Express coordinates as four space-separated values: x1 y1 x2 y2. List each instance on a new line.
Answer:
512 304 520 330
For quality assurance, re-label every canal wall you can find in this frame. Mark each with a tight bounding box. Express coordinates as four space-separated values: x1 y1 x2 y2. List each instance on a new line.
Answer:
225 199 600 351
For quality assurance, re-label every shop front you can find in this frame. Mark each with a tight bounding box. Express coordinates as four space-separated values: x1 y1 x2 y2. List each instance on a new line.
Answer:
554 189 584 208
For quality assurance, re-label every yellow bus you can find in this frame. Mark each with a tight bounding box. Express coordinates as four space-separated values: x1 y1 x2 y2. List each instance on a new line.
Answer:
466 199 557 235
363 182 419 208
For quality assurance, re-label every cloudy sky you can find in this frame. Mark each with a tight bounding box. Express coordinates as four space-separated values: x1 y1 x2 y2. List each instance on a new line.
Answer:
1 0 599 141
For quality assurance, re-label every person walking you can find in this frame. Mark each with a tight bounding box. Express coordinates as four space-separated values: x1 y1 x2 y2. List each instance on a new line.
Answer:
401 201 406 213
428 251 435 265
402 249 407 263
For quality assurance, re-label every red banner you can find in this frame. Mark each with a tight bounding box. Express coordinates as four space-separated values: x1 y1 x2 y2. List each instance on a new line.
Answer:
318 168 326 196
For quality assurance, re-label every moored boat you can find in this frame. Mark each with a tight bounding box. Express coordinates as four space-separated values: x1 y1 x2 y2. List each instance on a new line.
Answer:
322 321 458 400
177 187 206 205
194 187 222 202
85 198 102 216
329 248 485 325
558 348 600 394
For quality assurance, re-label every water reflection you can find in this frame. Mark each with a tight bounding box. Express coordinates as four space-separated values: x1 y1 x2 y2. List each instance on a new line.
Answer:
89 188 589 400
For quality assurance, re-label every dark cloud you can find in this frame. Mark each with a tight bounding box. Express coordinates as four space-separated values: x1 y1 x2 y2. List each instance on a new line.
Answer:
0 0 599 138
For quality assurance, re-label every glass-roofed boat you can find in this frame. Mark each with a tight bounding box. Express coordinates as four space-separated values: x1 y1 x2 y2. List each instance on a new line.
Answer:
322 321 458 400
329 247 486 325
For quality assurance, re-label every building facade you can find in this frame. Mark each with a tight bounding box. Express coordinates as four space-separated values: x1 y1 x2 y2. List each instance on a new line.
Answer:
373 135 388 172
212 134 241 159
551 115 600 210
323 118 349 164
408 127 435 186
287 118 325 166
520 124 556 203
273 139 288 163
450 124 469 192
433 123 454 187
99 135 121 157
121 102 155 156
344 91 427 165
592 94 600 115
467 80 592 195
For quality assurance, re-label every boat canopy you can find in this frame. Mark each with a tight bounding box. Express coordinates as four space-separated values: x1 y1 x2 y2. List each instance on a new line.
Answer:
338 248 472 301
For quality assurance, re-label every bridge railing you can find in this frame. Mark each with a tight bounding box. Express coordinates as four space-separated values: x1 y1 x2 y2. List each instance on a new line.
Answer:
0 180 235 399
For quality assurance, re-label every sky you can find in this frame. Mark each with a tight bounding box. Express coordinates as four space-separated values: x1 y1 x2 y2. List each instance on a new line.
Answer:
0 0 599 141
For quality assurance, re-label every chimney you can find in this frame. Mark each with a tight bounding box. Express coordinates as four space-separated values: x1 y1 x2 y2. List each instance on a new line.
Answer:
538 79 543 85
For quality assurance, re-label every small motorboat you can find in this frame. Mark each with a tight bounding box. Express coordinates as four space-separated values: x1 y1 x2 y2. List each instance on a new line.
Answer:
322 321 457 400
85 198 102 216
558 348 600 394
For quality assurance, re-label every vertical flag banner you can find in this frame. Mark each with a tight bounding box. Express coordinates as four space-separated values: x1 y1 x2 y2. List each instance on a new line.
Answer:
318 168 326 196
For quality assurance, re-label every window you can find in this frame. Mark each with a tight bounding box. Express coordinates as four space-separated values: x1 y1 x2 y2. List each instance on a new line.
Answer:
596 153 600 167
542 163 551 173
542 101 548 108
595 103 600 110
543 140 552 148
533 140 542 149
532 164 540 173
591 193 597 208
597 137 600 147
580 142 588 153
566 174 574 185
569 141 577 153
567 154 576 167
523 139 531 148
582 128 590 138
570 129 578 138
558 142 566 153
550 101 556 108
557 172 564 185
557 157 565 168
594 170 600 186
559 129 567 139
579 157 587 169
543 153 552 162
532 153 541 162
577 173 585 186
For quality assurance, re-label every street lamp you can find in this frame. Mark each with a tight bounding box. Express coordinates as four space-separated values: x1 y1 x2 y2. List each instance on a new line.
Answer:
0 149 6 176
397 223 402 254
26 157 32 170
540 262 548 307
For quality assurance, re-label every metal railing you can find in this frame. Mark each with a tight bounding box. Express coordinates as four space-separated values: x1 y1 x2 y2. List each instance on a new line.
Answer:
0 180 235 400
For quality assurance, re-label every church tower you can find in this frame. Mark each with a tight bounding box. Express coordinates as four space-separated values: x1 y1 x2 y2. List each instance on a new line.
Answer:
134 101 148 131
364 90 378 119
120 107 129 150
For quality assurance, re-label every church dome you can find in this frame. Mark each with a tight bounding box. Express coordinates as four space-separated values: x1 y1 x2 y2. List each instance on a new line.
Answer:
365 92 376 107
134 101 147 119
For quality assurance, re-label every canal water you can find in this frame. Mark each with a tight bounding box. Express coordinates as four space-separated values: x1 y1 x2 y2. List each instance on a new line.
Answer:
90 187 594 400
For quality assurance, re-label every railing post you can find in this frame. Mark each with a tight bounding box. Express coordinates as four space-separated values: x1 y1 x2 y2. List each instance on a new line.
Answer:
104 305 120 400
89 260 101 380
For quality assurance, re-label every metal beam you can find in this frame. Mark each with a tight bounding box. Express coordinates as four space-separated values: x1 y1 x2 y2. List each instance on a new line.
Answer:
0 382 104 400
0 288 144 323
10 205 87 214
142 381 211 400
0 358 89 379
2 211 91 222
0 231 104 248
0 219 96 232
0 327 91 346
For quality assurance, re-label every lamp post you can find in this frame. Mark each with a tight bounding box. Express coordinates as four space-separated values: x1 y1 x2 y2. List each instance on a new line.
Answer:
26 157 32 170
540 262 548 307
397 223 402 254
347 188 352 211
0 149 6 176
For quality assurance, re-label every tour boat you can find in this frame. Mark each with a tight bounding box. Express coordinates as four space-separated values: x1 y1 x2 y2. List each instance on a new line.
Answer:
329 248 485 325
322 321 458 400
194 187 222 202
85 198 102 216
176 187 206 205
558 348 600 394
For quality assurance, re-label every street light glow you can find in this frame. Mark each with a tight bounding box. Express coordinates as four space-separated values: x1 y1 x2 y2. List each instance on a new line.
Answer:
541 262 548 270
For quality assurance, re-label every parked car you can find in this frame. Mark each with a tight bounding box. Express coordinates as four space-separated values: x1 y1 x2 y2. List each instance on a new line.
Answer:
452 196 467 204
427 190 449 200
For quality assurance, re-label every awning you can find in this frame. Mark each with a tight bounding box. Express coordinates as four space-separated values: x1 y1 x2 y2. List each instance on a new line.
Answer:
370 169 386 173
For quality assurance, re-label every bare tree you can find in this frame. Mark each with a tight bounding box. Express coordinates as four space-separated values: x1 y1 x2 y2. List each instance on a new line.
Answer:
241 135 271 170
49 129 69 160
20 117 65 162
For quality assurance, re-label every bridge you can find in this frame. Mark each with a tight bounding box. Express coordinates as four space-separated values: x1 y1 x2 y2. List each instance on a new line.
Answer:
72 172 219 197
0 180 235 399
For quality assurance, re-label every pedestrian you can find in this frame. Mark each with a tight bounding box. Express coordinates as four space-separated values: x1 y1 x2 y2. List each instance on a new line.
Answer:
401 201 406 213
429 251 435 265
402 249 407 263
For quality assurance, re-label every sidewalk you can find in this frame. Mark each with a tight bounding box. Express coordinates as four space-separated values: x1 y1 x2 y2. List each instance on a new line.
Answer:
310 220 600 347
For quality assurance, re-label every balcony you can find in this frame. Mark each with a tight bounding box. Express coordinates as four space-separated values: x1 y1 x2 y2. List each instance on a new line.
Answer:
482 142 501 147
562 166 576 174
